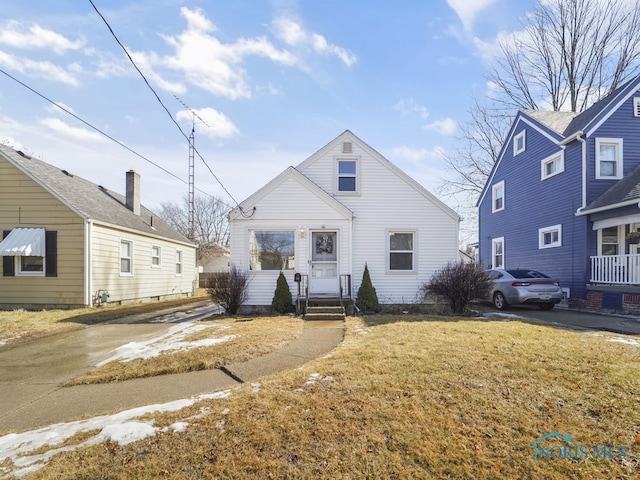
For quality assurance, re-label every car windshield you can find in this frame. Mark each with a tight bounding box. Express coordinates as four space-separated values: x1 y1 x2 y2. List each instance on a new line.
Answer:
505 269 549 279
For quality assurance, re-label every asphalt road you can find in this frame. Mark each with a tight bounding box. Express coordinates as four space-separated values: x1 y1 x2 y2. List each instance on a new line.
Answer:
490 305 640 335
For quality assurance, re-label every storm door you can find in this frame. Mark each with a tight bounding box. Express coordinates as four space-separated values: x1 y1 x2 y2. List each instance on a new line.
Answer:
309 231 338 295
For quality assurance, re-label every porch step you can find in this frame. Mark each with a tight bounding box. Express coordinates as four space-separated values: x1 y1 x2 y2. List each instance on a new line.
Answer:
304 305 345 321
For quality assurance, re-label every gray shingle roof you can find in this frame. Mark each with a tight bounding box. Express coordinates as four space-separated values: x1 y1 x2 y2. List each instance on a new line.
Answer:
1 144 193 245
523 110 577 134
584 163 640 211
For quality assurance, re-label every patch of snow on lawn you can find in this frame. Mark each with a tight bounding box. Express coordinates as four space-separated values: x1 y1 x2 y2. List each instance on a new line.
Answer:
0 390 232 478
97 322 235 365
480 312 526 320
607 337 640 346
295 373 334 392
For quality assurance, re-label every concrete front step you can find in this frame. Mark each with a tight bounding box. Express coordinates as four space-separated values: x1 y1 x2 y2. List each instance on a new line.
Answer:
304 305 345 321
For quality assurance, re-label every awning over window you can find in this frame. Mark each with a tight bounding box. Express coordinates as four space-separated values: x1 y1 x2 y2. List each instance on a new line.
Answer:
0 228 46 256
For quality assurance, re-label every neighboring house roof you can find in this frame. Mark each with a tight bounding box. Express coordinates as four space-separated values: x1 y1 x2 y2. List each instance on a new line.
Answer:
0 144 193 246
582 163 640 213
562 78 637 138
524 110 577 134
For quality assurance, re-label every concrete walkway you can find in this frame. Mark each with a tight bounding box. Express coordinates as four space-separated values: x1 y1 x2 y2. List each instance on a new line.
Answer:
0 315 344 435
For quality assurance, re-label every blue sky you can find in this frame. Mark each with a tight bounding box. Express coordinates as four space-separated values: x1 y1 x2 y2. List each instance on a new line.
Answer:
0 0 536 241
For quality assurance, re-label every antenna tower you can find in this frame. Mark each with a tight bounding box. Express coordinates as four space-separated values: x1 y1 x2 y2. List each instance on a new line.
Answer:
188 116 195 241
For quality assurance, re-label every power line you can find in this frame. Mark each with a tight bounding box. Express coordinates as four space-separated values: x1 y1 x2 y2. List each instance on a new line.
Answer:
0 67 228 205
89 0 253 217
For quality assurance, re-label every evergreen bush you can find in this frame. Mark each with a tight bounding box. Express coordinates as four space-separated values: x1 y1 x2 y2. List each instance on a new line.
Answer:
356 263 381 313
271 271 293 314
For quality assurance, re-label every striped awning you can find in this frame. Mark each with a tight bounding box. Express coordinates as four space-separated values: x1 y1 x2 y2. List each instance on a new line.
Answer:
0 228 46 256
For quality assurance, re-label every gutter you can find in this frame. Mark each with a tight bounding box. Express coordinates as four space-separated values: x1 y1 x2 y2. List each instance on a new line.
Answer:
575 197 640 216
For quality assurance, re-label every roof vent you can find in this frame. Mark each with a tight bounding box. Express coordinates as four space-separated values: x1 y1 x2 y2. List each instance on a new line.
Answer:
98 185 106 191
342 141 352 154
17 151 25 157
61 169 73 177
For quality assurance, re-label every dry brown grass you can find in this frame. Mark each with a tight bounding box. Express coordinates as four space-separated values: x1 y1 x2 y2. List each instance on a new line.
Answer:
18 315 640 479
0 292 210 346
64 316 303 385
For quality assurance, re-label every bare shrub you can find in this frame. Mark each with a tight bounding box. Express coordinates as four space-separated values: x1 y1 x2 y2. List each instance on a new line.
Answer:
424 262 492 314
206 265 251 315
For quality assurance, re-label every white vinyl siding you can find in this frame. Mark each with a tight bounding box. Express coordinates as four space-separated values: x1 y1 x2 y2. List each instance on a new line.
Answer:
513 130 526 156
230 135 460 306
492 237 504 269
595 138 623 179
539 224 562 249
541 152 564 180
492 181 505 213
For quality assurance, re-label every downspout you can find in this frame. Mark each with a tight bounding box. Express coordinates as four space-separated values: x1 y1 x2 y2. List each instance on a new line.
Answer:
577 133 587 210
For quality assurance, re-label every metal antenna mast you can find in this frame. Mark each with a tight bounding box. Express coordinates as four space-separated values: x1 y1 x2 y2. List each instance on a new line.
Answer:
188 115 195 241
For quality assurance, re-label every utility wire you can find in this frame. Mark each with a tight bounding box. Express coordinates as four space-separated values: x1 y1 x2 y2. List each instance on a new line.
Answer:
89 0 253 216
0 67 227 204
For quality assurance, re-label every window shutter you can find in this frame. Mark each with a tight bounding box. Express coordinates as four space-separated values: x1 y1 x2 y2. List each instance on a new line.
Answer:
45 231 57 277
2 230 14 277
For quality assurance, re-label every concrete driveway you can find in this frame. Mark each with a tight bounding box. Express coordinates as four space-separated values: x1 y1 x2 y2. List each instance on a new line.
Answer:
0 304 222 433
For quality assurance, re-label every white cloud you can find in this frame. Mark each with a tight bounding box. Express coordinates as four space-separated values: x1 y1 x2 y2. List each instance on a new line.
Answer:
0 50 79 85
38 117 107 144
391 145 445 164
152 7 295 99
393 97 430 119
272 17 357 66
176 107 239 139
447 0 499 31
0 20 84 54
425 117 458 136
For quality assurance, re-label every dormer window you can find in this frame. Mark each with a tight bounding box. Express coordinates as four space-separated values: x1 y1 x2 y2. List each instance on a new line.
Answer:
337 159 358 193
513 130 526 156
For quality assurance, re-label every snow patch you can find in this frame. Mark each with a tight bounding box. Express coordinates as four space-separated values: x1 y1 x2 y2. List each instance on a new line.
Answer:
295 373 334 392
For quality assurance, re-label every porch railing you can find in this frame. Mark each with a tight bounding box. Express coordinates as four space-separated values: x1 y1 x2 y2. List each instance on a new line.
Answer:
590 254 640 284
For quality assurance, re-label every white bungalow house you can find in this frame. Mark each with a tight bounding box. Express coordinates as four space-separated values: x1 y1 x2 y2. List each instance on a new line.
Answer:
228 130 460 313
0 144 197 308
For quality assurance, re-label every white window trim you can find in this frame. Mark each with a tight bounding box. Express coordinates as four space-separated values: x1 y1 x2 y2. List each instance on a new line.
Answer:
120 239 133 276
15 256 45 276
513 130 526 156
539 224 562 249
175 249 183 276
634 97 640 117
387 230 417 274
492 237 505 269
492 181 505 213
151 245 162 268
541 152 565 180
595 138 623 180
335 156 360 195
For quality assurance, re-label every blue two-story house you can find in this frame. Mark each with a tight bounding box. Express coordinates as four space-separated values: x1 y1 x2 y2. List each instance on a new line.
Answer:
478 74 640 312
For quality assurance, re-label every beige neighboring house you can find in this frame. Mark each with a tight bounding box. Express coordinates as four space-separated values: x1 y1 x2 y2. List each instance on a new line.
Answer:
0 144 197 308
199 242 230 273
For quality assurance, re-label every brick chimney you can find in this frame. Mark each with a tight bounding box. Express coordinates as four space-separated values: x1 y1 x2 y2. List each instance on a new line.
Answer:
126 170 140 215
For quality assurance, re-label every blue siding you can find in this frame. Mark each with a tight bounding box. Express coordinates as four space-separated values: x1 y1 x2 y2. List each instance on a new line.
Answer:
479 115 586 299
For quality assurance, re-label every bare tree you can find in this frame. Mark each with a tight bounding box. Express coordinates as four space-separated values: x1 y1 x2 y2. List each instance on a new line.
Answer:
442 0 640 205
491 0 640 112
156 194 230 247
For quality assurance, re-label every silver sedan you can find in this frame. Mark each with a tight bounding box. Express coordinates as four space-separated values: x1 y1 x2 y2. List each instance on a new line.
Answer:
485 269 563 310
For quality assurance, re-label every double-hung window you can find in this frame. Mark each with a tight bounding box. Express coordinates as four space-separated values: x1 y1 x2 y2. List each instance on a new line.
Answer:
120 240 133 275
151 245 161 267
388 231 414 272
176 250 183 275
492 181 505 213
539 225 562 249
492 237 504 269
596 138 623 179
337 159 357 193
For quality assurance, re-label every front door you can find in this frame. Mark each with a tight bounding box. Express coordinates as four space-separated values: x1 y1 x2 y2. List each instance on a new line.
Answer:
310 231 338 295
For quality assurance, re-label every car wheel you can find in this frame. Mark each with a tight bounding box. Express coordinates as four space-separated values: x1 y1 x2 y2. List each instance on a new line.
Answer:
539 303 555 311
493 292 509 310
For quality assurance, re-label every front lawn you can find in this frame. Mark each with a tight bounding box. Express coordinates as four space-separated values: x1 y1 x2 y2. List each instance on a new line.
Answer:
8 315 640 479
